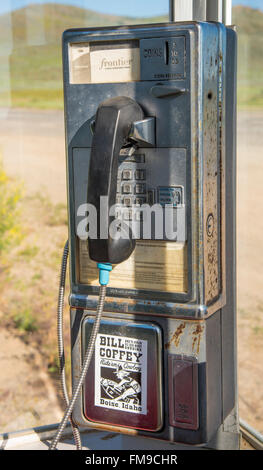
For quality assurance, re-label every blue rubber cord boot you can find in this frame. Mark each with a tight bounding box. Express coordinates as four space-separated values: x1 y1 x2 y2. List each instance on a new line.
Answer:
97 263 112 286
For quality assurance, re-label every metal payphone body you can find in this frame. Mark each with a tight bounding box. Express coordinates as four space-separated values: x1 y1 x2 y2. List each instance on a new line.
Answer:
62 21 238 447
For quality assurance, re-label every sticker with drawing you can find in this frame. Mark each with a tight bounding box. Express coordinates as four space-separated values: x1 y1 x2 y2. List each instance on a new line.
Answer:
94 333 147 415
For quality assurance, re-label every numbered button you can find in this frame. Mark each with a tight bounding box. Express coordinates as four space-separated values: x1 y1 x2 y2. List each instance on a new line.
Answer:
122 169 133 180
123 196 133 207
122 183 133 194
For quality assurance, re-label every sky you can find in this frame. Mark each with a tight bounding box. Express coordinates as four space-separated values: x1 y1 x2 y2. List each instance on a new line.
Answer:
0 0 262 17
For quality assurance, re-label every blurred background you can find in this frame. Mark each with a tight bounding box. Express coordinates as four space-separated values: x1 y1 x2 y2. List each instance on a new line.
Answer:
0 0 262 439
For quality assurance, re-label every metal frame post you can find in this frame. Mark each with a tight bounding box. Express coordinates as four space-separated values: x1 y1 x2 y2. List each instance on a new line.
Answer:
194 0 207 21
223 0 232 25
206 0 223 22
169 0 232 24
169 0 193 21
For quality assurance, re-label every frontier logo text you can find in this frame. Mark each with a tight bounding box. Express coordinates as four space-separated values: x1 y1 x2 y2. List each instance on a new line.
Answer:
99 57 133 70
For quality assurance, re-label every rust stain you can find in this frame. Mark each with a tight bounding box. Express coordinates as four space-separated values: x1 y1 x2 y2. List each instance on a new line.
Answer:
192 324 204 355
165 323 186 349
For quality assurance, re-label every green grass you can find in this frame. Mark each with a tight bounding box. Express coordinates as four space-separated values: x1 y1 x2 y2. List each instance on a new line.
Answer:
31 272 42 282
33 193 68 226
13 307 38 333
47 202 68 227
18 245 39 259
9 88 63 109
0 161 23 254
237 85 263 108
233 5 263 35
252 326 263 336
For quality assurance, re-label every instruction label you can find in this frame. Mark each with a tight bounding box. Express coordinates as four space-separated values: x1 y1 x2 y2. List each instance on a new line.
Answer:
94 333 147 415
79 239 188 293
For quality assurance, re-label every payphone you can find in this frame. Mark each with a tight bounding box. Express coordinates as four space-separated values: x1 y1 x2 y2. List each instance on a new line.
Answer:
53 21 239 449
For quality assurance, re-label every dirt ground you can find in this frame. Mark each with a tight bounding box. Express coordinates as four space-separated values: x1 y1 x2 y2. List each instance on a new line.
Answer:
0 107 262 446
236 110 263 434
0 328 62 432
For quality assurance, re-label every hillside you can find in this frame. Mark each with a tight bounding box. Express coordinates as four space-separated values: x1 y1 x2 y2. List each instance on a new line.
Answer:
1 3 261 45
0 3 167 47
233 6 263 107
233 5 263 34
0 3 262 108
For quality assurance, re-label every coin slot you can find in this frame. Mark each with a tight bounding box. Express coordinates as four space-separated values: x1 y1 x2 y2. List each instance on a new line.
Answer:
165 41 169 65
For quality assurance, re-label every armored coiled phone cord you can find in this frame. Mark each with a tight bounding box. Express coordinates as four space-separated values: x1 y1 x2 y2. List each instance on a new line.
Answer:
51 240 82 450
49 245 107 450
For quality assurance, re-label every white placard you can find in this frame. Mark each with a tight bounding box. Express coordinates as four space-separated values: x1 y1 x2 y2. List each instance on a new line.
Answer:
94 333 147 415
69 43 140 84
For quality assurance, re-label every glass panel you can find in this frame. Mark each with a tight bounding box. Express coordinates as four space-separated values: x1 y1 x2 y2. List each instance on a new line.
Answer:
234 3 263 435
0 1 168 434
0 1 262 442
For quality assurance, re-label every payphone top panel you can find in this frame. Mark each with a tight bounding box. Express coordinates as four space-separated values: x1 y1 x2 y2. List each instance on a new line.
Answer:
68 36 186 85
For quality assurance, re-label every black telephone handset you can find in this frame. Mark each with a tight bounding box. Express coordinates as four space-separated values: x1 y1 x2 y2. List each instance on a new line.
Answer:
87 96 144 264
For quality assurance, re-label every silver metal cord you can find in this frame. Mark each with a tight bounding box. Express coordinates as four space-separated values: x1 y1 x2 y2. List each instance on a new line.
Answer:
49 279 106 450
54 240 82 450
56 241 82 449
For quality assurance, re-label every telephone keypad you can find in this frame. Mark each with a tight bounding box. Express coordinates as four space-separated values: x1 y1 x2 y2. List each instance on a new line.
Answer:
113 152 185 243
116 153 147 224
